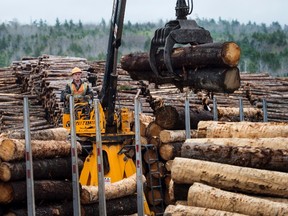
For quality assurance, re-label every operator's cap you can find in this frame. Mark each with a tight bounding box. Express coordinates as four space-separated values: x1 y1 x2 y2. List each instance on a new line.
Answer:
71 67 82 75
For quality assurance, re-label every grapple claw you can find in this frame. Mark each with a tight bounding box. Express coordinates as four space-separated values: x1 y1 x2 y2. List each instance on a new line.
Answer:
149 43 160 77
148 0 213 78
163 35 176 75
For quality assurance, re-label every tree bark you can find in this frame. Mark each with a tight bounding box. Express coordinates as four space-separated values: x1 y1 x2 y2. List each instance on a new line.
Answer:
0 157 83 182
126 67 241 93
164 204 248 216
80 173 145 204
168 180 190 201
197 121 288 138
81 194 138 216
0 138 82 162
159 130 186 143
155 105 213 130
0 180 74 204
6 202 74 216
217 107 263 121
7 196 139 216
181 138 288 172
188 183 288 216
171 157 288 198
121 42 241 71
7 127 69 141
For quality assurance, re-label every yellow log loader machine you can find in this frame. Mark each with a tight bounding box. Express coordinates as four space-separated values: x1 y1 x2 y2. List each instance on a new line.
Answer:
62 0 215 214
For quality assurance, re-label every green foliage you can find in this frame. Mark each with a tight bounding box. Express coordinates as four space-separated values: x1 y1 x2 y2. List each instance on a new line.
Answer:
0 18 287 76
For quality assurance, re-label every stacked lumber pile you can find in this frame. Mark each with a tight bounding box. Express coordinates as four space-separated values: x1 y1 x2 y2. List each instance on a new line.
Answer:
0 128 144 215
0 67 51 132
0 128 83 215
241 73 288 122
11 55 94 127
164 121 288 216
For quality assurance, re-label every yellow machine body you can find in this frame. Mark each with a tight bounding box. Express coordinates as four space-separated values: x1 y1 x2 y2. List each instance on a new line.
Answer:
63 101 151 215
62 102 136 183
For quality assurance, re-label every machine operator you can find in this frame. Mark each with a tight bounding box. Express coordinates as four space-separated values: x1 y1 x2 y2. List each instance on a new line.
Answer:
63 67 94 113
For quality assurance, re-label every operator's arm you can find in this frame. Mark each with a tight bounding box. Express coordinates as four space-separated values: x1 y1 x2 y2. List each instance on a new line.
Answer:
85 84 94 100
63 84 72 100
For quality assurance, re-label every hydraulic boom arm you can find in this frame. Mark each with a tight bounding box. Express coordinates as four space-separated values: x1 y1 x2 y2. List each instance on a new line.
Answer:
99 0 127 132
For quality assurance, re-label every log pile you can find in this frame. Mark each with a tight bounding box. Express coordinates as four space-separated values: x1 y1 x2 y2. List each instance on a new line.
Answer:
11 55 94 127
164 121 288 215
0 128 84 214
0 67 52 132
0 54 288 214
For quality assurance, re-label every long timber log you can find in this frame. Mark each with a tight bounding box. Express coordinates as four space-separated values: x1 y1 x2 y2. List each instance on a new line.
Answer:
197 121 288 138
0 138 82 162
82 194 138 216
0 180 74 204
0 157 83 182
164 204 248 216
181 138 288 172
6 127 69 141
80 174 144 204
188 183 288 216
171 157 288 198
126 67 241 93
155 105 213 130
121 42 241 71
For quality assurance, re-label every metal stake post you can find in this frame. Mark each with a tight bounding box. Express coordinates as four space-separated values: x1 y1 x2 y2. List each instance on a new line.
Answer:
185 92 191 139
213 96 218 121
262 98 268 122
239 97 244 121
134 89 144 216
23 97 35 216
69 96 81 216
94 99 107 216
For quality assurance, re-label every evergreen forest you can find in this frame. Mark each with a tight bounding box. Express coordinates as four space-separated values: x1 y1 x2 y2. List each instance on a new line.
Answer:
0 18 287 76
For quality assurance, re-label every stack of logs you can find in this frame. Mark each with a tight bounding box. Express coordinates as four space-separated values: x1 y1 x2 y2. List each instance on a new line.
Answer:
135 107 288 215
165 120 288 215
0 53 288 215
0 128 82 215
0 66 51 132
11 55 95 128
137 114 288 215
0 128 144 216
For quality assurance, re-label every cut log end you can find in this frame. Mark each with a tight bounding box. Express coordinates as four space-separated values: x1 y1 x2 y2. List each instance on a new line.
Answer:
222 42 241 67
0 163 11 182
0 183 13 204
0 139 16 161
224 68 241 92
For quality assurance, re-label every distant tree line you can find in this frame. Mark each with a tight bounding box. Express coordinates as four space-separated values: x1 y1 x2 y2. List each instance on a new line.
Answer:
0 18 287 76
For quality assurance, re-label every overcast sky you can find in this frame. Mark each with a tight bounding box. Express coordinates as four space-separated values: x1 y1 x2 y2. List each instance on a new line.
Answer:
1 0 287 27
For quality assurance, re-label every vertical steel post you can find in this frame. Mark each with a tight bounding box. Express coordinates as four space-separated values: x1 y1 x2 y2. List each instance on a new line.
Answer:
213 96 218 121
134 89 144 216
69 96 81 216
94 99 107 216
23 97 35 216
185 92 191 139
239 97 244 121
262 98 268 122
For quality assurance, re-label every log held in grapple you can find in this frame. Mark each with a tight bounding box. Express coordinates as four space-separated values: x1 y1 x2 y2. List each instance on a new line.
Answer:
124 66 240 94
121 42 241 71
121 41 241 93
